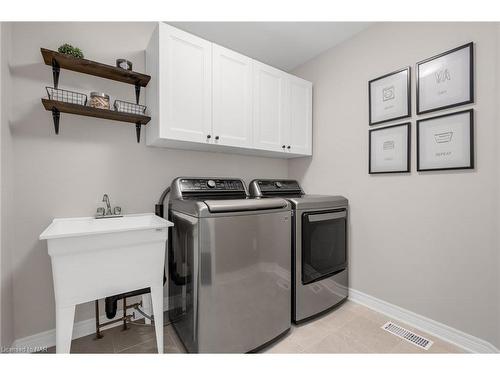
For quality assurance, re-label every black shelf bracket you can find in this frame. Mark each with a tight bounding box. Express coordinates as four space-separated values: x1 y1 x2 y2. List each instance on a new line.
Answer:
51 107 60 134
135 122 141 143
135 83 141 104
51 58 60 89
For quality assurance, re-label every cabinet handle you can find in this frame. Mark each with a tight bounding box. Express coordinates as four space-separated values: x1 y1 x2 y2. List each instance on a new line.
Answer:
215 136 220 140
206 135 211 139
287 145 291 149
282 145 286 149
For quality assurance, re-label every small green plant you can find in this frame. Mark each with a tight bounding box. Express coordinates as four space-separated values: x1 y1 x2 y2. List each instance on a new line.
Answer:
58 44 84 59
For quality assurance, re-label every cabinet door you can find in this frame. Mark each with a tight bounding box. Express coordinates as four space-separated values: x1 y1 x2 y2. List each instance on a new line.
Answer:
161 24 212 143
253 61 288 152
212 44 253 147
286 76 312 155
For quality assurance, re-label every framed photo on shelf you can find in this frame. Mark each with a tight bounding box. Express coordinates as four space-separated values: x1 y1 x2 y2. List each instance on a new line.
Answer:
416 42 474 115
369 122 411 174
417 109 474 171
369 67 411 126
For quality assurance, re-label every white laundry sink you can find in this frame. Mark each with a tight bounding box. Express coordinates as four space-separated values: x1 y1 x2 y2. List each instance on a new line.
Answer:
40 213 173 354
40 213 169 240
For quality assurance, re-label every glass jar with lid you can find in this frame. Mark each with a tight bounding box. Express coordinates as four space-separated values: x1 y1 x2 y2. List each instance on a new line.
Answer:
89 92 110 110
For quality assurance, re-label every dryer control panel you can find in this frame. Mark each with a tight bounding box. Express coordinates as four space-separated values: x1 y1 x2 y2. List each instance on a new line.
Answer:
249 179 304 197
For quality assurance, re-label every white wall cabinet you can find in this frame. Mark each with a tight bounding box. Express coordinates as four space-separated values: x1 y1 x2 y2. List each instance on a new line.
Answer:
146 23 312 158
212 44 253 148
286 76 313 155
253 64 313 156
146 23 212 145
253 61 288 153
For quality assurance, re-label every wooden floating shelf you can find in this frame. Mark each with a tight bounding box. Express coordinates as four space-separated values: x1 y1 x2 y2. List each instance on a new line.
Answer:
41 47 151 142
41 48 151 87
42 99 150 142
42 99 151 124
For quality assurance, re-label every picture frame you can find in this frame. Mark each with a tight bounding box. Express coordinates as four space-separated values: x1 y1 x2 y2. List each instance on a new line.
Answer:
369 67 411 126
417 109 474 171
416 42 474 115
369 122 411 174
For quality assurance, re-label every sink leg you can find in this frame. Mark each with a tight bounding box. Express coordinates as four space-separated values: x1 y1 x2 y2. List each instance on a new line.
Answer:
141 293 153 325
122 297 128 331
56 304 75 354
94 300 103 339
150 285 163 354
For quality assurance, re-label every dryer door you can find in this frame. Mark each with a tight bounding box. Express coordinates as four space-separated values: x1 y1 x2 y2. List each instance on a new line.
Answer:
301 209 347 285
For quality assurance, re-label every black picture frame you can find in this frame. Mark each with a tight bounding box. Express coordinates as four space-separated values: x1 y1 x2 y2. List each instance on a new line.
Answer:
416 109 474 172
369 122 411 174
416 42 474 115
369 67 411 126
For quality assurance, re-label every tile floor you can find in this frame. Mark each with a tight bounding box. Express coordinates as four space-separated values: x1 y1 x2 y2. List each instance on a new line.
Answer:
264 301 465 353
43 319 184 354
44 301 465 354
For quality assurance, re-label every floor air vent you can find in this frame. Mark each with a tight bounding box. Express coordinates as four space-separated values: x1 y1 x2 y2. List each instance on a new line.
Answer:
381 321 433 350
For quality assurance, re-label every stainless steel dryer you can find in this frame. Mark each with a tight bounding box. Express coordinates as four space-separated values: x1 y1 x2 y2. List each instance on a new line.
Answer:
249 179 348 324
168 177 292 353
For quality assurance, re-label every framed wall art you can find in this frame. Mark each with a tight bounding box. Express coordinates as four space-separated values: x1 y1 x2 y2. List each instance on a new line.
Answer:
416 42 474 115
369 67 411 126
417 109 474 171
369 122 411 174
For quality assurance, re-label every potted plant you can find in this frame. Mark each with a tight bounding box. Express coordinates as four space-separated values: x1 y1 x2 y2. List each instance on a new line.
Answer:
57 44 84 59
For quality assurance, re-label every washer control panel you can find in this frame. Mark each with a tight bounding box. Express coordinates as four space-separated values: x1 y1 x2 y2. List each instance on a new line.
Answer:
179 178 246 194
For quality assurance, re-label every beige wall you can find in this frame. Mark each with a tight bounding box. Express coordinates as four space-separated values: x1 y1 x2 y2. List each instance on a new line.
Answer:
1 22 15 348
290 22 500 347
7 22 288 341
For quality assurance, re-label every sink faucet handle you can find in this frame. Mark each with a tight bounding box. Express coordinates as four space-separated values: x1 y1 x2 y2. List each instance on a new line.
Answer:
113 207 122 216
96 207 105 217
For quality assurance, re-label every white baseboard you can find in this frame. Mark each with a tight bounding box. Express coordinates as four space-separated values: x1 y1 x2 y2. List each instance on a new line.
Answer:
11 307 145 352
349 288 499 354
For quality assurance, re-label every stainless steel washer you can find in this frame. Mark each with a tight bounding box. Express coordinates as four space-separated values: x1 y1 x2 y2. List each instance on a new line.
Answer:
249 179 348 324
168 177 292 353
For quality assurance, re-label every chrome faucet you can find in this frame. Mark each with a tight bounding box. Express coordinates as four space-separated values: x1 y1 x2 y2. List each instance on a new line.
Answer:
103 194 112 215
96 194 122 218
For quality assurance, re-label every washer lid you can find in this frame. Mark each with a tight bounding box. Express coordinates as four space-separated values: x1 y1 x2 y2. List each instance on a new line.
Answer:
204 198 288 213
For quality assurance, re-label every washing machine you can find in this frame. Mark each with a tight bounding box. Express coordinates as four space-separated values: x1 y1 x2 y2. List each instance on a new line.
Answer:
167 177 292 352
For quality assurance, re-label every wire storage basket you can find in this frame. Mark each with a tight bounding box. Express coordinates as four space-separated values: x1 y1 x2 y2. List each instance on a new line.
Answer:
114 100 147 115
46 87 87 106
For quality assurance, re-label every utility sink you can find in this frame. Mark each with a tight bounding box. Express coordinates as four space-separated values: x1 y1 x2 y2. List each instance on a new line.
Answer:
40 213 170 241
40 213 173 354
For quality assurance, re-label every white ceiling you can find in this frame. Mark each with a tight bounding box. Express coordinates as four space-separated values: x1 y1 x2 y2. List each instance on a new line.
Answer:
168 22 373 71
